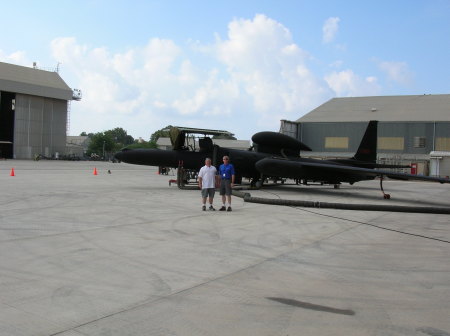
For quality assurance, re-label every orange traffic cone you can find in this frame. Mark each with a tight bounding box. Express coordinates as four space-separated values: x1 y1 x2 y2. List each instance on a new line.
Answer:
93 167 98 175
10 168 15 176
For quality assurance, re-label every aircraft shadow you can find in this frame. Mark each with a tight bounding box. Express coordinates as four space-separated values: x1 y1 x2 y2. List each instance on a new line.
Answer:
266 297 355 316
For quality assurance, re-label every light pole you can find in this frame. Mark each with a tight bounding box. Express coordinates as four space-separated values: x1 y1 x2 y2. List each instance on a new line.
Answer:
102 140 105 160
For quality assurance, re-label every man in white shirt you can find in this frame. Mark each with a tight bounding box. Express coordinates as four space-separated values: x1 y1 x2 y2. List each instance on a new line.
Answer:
198 158 218 211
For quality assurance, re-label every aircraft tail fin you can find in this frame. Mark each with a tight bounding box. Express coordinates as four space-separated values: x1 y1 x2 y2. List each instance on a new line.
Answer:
353 120 378 162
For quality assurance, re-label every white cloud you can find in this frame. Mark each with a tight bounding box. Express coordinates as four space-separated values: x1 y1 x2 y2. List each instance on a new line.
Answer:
0 50 30 66
329 60 344 68
378 61 414 85
0 15 422 140
50 37 187 135
48 15 336 138
322 17 340 43
325 70 381 97
40 14 406 139
214 14 330 128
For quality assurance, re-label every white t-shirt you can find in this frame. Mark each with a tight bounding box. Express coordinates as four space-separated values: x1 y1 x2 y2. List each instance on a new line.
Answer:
198 165 217 189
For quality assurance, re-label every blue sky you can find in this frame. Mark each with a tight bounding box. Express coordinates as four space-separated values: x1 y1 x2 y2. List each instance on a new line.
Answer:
1 0 449 140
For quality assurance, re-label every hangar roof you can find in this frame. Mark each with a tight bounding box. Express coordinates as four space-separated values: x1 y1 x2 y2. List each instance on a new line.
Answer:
297 94 450 123
0 62 73 100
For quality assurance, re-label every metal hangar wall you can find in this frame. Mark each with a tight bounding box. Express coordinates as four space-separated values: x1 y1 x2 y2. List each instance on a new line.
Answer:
0 61 76 159
281 94 450 162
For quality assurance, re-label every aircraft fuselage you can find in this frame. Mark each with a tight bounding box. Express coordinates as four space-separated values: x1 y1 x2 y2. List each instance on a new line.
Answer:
115 147 270 182
114 147 376 185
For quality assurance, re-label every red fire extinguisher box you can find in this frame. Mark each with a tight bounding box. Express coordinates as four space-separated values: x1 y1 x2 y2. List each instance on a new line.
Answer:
411 163 418 175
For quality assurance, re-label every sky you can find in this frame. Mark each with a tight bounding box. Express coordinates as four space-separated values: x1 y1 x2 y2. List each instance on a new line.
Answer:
1 0 449 140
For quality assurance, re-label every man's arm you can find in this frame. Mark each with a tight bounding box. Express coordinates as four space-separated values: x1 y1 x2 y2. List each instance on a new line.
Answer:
231 165 235 186
198 167 203 189
214 174 219 187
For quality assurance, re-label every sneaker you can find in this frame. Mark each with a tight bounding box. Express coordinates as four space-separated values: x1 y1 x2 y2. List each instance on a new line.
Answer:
219 206 226 211
227 206 232 212
202 205 206 211
209 205 216 211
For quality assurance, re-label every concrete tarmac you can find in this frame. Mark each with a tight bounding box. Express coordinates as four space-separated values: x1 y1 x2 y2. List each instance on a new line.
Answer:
0 160 449 336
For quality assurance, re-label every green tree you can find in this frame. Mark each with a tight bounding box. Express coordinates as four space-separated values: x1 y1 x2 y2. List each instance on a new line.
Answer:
80 131 94 138
150 125 172 143
105 127 134 146
125 141 158 149
87 132 116 158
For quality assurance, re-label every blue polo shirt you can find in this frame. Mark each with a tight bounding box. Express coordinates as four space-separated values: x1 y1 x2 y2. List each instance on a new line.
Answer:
219 163 235 180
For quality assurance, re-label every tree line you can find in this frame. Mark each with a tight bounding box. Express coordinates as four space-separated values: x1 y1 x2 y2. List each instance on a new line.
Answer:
81 126 236 158
81 126 171 158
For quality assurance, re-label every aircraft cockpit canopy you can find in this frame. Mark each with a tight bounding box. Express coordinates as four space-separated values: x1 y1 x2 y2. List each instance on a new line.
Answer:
166 126 234 151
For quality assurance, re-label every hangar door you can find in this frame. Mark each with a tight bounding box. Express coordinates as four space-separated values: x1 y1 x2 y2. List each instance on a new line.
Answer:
0 91 15 158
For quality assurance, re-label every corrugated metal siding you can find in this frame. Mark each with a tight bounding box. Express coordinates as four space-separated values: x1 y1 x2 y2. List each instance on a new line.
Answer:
280 120 298 138
42 98 53 156
435 122 450 137
440 159 450 177
298 121 450 156
299 122 367 153
52 99 67 155
13 94 67 159
378 122 435 154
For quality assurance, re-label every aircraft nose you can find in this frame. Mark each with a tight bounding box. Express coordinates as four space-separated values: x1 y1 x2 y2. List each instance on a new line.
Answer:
114 148 129 161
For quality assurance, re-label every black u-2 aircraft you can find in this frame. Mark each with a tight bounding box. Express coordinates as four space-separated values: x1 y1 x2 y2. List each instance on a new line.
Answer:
114 122 449 198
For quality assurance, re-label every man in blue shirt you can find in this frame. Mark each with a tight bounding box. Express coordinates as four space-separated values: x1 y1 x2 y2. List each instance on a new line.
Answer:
218 155 235 211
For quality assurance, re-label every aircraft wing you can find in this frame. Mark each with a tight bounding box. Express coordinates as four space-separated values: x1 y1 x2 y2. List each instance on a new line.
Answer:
255 158 450 184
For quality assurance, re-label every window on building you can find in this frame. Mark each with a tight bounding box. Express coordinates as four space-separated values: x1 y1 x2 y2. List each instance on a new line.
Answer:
378 137 404 150
413 136 426 148
324 137 349 149
436 138 450 151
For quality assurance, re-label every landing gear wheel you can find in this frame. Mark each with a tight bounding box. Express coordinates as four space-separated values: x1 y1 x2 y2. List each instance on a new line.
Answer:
384 194 391 199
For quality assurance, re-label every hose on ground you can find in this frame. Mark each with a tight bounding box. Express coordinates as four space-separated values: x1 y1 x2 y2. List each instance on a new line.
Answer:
232 190 450 215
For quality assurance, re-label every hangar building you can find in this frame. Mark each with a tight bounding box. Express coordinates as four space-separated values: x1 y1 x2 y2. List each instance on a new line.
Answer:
280 94 450 175
0 61 79 159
